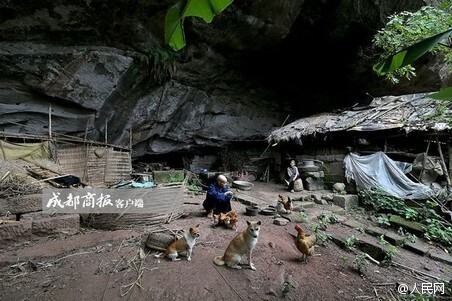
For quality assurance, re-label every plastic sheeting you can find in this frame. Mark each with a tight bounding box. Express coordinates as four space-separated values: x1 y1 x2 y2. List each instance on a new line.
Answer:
344 152 433 200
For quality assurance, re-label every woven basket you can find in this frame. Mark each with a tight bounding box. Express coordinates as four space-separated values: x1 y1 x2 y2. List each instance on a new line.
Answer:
145 231 182 251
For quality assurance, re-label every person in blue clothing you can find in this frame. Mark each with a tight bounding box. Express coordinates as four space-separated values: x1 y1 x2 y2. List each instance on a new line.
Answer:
203 174 233 218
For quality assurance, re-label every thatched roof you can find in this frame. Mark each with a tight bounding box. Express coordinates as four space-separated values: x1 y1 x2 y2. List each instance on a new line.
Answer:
268 93 451 143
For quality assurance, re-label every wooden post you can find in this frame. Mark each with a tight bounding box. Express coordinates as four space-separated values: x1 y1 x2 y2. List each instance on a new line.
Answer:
419 137 431 182
435 136 451 186
449 139 452 183
84 118 89 142
48 103 52 139
129 127 133 151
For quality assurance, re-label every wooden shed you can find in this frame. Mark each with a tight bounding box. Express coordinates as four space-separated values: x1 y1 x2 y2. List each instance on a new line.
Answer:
267 93 451 187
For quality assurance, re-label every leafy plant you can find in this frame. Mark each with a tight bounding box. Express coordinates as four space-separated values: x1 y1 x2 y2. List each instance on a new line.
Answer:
340 255 350 265
281 281 294 298
404 207 419 221
360 188 406 215
314 229 332 245
164 0 234 51
186 183 203 194
163 173 185 183
424 219 452 245
372 5 452 84
362 189 452 249
372 2 452 100
298 212 309 223
317 213 338 229
407 233 418 243
379 235 398 264
376 215 391 226
138 46 178 85
345 235 358 250
422 100 452 125
353 254 369 275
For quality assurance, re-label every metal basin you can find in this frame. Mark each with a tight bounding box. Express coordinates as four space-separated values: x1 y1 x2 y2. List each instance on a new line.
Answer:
232 180 254 191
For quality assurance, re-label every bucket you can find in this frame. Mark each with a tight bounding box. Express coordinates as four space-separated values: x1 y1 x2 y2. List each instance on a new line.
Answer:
245 205 258 216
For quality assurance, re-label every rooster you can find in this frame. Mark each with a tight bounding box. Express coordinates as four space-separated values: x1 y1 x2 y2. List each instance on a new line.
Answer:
290 224 317 263
278 194 293 213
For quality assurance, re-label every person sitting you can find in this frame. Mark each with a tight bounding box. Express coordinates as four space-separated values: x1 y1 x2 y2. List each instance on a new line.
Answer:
203 174 233 218
285 159 300 193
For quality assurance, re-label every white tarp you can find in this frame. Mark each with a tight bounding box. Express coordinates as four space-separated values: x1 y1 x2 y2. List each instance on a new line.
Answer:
344 152 433 200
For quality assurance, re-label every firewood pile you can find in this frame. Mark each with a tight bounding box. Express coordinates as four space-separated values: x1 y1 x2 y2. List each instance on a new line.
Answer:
0 159 42 198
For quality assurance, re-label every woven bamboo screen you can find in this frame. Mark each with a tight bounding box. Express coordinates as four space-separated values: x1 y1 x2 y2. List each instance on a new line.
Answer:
85 184 185 229
56 143 131 187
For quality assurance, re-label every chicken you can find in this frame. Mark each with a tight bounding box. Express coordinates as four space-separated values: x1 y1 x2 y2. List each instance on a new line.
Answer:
278 194 294 213
226 210 238 230
290 224 317 263
214 210 238 230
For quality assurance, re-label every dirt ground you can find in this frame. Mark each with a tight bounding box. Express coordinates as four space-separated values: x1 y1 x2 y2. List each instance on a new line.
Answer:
1 182 451 301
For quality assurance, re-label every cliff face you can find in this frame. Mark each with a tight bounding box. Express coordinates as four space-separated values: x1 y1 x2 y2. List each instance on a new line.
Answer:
0 0 447 155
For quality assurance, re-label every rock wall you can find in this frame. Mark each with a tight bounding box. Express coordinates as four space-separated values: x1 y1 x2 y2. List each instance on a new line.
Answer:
0 0 447 155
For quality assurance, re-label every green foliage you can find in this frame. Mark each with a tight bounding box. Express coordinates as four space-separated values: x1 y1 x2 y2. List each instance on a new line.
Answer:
281 281 295 298
165 0 234 51
360 189 452 249
422 98 452 125
360 188 406 215
424 218 452 245
340 255 350 265
298 211 309 223
378 235 398 265
406 233 418 243
397 227 418 243
314 229 332 245
138 46 178 85
404 207 419 221
317 213 339 227
186 183 203 194
372 4 452 83
376 215 391 226
353 254 368 274
162 173 185 183
430 87 452 101
345 235 358 250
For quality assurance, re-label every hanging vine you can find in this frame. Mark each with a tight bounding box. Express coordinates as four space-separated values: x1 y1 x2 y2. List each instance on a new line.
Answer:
137 46 178 85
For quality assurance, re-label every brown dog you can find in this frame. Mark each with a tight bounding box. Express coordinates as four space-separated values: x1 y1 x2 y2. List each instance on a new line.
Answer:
213 220 261 270
155 224 200 261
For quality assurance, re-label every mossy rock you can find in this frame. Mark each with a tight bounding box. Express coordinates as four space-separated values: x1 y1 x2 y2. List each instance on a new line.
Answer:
389 215 425 234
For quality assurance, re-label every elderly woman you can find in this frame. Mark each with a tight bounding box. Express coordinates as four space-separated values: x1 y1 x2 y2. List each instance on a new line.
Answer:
203 174 233 218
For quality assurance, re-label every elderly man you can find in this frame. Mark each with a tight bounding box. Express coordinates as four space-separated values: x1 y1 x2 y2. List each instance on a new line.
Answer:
203 174 233 218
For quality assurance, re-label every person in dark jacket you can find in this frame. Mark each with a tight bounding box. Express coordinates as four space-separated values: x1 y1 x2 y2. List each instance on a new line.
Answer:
203 174 233 218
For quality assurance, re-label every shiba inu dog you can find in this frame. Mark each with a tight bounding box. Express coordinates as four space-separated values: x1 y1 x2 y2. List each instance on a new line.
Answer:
155 224 200 261
213 220 261 270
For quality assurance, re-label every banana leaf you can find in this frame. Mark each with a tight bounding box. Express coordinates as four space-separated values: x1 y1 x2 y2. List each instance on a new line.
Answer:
165 0 233 51
373 28 452 75
429 87 452 101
